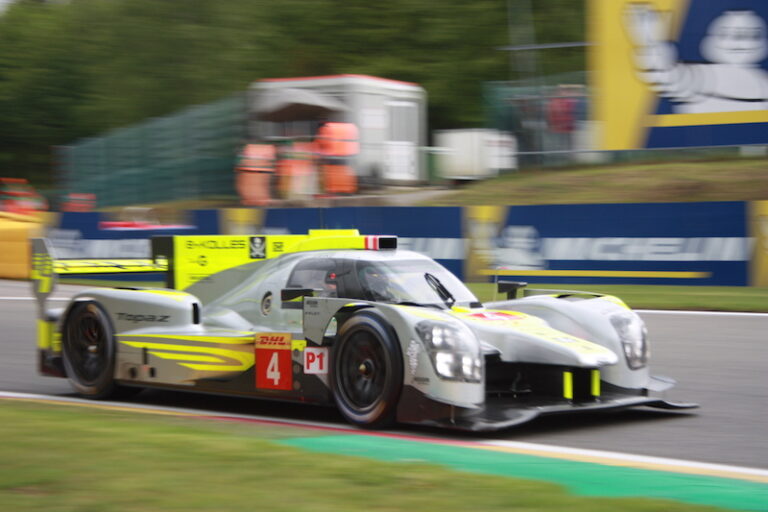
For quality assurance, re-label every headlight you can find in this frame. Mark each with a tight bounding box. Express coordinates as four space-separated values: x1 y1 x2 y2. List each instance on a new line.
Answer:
415 321 482 382
610 311 649 370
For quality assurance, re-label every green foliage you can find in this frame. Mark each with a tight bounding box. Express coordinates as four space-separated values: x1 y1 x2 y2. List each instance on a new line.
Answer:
468 282 768 312
0 0 586 183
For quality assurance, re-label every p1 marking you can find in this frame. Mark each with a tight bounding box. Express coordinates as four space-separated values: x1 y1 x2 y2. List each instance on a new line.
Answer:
304 347 328 374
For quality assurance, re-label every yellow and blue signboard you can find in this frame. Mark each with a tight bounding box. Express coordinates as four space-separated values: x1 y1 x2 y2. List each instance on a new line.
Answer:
590 0 768 149
751 201 768 286
43 204 768 287
463 202 752 286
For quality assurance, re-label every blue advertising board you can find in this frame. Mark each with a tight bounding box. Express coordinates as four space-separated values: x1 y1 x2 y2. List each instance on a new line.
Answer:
50 210 219 281
465 202 750 286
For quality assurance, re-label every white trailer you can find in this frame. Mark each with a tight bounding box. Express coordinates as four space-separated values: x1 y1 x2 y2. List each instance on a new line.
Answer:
249 74 427 185
434 129 517 181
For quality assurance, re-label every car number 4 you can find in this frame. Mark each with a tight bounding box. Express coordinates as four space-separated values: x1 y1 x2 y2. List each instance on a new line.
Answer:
267 352 281 385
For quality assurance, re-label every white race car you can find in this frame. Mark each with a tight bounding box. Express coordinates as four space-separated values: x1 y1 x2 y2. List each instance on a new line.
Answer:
31 230 695 430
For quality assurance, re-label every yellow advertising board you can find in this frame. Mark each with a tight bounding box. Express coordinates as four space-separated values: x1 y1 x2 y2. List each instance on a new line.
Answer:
750 201 768 286
590 0 768 150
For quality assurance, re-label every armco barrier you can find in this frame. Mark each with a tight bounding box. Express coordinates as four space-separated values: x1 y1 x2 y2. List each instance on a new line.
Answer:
10 202 761 286
0 212 43 279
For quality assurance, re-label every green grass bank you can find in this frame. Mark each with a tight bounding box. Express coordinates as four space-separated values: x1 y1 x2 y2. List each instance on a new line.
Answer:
0 401 746 512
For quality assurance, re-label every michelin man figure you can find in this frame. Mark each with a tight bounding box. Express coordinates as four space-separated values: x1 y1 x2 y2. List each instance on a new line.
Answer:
624 4 768 113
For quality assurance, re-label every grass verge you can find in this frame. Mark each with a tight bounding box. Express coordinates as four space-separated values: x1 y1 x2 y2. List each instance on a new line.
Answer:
0 401 734 512
424 157 768 206
467 283 768 312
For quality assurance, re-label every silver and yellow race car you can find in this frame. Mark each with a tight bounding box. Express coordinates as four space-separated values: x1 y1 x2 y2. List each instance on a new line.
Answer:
30 230 694 431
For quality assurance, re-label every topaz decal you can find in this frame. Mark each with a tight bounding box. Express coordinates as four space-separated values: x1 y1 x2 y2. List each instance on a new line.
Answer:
117 313 169 323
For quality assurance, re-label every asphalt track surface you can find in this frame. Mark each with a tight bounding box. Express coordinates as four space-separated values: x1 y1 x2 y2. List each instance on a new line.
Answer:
1 279 766 469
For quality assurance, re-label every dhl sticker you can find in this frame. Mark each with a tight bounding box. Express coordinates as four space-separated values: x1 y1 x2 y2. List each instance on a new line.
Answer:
255 333 292 350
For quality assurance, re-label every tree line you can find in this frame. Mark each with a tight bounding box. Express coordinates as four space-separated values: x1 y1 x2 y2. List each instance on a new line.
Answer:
0 0 584 184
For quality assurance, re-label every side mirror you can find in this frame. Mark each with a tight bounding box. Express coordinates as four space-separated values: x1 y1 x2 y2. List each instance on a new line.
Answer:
281 288 316 309
497 280 528 300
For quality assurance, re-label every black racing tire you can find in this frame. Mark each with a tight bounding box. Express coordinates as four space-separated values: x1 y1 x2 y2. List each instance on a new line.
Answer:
330 311 403 428
61 301 133 399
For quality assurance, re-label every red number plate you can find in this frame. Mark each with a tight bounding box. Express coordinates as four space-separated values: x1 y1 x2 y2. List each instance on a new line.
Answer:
255 333 292 391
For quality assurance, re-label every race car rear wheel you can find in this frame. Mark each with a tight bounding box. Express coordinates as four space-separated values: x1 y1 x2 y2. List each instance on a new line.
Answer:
331 311 403 428
62 301 125 399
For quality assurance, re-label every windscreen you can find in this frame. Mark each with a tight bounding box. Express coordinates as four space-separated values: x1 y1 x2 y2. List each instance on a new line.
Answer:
354 258 478 307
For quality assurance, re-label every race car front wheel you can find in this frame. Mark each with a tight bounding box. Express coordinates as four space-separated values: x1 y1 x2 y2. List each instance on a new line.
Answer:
331 311 403 428
62 301 125 399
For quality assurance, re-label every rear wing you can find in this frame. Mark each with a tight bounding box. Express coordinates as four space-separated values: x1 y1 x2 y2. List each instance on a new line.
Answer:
30 238 167 306
151 230 397 290
30 238 170 377
30 228 397 306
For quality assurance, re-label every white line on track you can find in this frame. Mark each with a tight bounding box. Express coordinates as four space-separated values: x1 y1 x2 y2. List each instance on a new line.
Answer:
3 390 767 482
637 309 768 318
481 440 768 480
0 297 70 301
0 391 358 432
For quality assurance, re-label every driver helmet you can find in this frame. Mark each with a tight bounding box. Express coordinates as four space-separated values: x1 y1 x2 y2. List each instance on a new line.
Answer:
363 267 392 300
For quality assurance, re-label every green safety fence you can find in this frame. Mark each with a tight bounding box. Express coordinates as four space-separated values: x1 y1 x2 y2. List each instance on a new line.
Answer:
56 94 247 208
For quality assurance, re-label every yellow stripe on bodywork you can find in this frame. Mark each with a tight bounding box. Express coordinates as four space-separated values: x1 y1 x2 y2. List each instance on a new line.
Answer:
53 259 168 274
120 333 254 344
457 310 615 357
121 341 254 372
148 352 223 363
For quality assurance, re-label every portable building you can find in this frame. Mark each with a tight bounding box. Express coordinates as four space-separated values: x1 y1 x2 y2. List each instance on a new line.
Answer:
249 75 427 185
